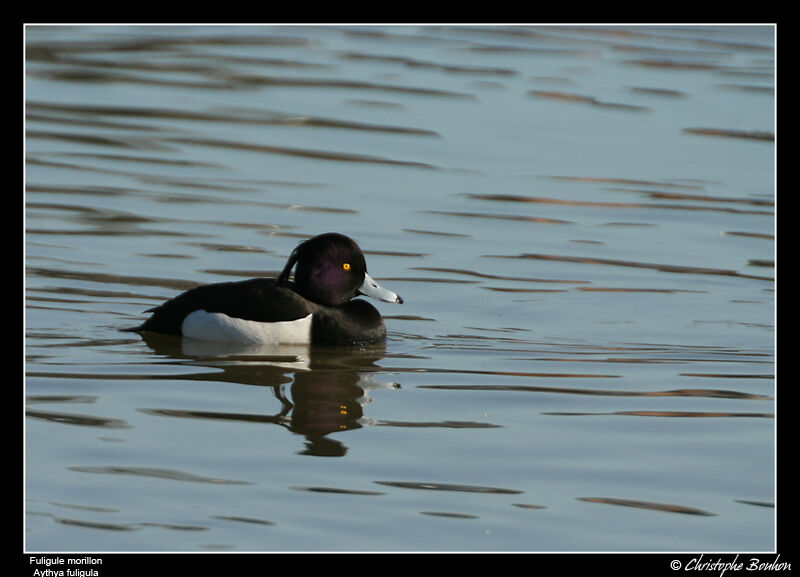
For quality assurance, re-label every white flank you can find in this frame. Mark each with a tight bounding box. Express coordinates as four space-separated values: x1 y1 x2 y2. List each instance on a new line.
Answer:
181 310 313 344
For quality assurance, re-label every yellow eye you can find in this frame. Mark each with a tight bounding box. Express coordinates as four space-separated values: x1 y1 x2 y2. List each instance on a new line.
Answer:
342 262 351 271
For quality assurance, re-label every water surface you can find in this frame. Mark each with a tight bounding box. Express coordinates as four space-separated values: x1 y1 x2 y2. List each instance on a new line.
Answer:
25 24 775 553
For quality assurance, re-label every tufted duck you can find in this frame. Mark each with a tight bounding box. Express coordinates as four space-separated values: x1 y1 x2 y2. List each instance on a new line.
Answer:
126 233 403 345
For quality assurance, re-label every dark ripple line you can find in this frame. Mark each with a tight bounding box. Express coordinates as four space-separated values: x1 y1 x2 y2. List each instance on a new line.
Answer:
412 266 589 284
577 497 715 516
420 511 478 519
68 466 252 485
53 517 143 532
376 419 501 429
486 252 773 282
375 481 522 494
529 89 651 112
27 33 314 55
424 209 571 224
339 51 519 77
212 515 276 526
390 367 619 379
26 408 131 429
140 408 288 426
168 136 436 169
291 486 384 496
548 175 708 190
28 101 441 137
684 127 774 141
54 516 209 532
224 73 478 99
544 410 773 418
465 192 773 214
419 384 771 400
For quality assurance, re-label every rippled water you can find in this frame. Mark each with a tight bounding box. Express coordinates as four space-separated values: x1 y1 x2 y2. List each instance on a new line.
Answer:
25 25 775 553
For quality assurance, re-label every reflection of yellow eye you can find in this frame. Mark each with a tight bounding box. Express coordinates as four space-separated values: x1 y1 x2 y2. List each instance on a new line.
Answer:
342 263 351 271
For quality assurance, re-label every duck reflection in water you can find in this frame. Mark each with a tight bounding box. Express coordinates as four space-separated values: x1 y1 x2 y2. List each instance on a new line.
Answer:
137 333 397 457
289 369 398 456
